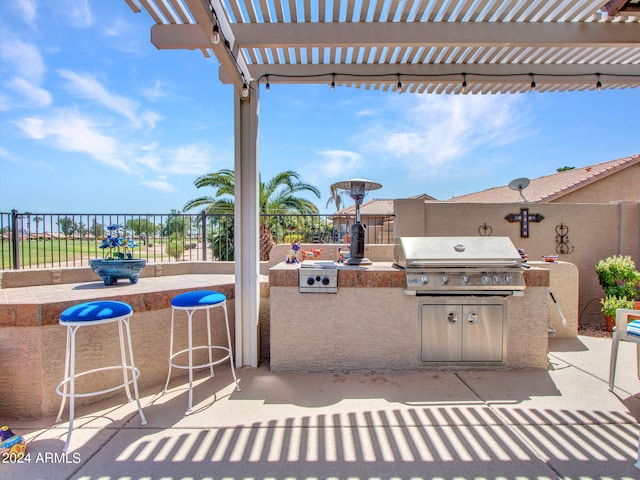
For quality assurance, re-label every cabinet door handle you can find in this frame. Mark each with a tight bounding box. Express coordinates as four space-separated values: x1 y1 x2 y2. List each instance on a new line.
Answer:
466 312 479 324
447 312 458 324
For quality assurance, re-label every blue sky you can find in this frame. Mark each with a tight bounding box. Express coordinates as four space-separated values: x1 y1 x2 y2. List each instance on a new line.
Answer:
1 0 638 215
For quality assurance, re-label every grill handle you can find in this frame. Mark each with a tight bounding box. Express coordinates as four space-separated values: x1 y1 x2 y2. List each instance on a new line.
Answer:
447 312 458 324
409 260 521 268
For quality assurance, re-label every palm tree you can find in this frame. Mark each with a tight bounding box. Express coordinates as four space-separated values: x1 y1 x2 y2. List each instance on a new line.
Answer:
184 169 321 260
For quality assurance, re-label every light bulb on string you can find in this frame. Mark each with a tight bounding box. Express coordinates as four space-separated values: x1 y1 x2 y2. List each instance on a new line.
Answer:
265 76 270 92
461 73 467 94
529 74 536 92
397 74 402 93
331 74 336 91
596 73 602 91
241 83 249 98
210 24 221 45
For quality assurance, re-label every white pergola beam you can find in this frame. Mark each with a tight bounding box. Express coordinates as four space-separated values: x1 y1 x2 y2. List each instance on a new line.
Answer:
150 21 640 51
232 21 640 49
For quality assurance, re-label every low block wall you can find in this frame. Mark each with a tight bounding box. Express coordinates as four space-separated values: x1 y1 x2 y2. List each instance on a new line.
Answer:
0 275 270 419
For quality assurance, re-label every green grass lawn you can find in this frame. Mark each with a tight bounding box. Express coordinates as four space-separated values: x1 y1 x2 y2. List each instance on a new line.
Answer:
2 239 110 269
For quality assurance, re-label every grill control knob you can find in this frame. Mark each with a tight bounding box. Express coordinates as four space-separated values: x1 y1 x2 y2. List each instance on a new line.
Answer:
493 275 500 284
307 277 315 286
322 277 330 286
462 275 470 284
504 275 512 284
421 275 429 285
482 275 490 284
441 275 449 285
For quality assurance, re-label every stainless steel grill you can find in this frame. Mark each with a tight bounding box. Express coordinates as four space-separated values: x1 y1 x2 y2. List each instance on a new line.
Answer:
394 236 525 295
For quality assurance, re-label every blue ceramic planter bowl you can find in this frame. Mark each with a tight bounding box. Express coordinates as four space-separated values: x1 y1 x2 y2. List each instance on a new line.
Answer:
90 259 147 286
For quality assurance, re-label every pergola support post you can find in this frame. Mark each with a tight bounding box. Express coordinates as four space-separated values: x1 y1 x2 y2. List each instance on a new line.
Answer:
234 88 260 368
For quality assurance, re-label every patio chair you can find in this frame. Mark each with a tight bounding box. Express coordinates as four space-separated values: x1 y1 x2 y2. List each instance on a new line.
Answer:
608 308 640 392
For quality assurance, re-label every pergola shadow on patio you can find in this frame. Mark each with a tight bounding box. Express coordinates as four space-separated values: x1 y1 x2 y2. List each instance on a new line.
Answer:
3 335 640 479
125 0 640 369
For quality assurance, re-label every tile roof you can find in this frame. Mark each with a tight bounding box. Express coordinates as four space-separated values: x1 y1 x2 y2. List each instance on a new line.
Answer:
448 153 640 203
335 194 434 215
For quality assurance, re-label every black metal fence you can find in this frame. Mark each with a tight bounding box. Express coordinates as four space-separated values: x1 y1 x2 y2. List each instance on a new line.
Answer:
0 210 394 270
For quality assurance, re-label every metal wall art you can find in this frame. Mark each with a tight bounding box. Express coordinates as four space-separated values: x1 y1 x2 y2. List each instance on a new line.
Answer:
478 223 493 236
505 208 545 238
555 223 574 254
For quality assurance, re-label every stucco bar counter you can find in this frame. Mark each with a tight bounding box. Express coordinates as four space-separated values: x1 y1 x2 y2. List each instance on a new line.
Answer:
269 262 551 371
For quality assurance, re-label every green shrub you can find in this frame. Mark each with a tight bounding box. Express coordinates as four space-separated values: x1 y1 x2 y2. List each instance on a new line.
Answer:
600 295 635 317
166 240 185 260
595 255 639 300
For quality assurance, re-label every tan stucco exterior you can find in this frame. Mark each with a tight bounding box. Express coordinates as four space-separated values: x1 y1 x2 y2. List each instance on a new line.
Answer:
395 199 640 326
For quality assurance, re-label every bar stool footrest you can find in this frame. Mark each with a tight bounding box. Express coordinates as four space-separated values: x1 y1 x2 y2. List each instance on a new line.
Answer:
168 346 231 370
56 365 141 399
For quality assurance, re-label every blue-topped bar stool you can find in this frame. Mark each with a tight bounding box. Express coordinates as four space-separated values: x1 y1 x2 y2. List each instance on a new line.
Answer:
55 301 147 452
164 290 241 412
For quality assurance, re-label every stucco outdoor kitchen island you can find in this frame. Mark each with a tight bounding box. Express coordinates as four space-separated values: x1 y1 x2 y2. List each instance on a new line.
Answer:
269 261 550 371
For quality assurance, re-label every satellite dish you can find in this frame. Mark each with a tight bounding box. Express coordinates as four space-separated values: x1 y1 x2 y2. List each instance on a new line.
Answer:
508 177 530 202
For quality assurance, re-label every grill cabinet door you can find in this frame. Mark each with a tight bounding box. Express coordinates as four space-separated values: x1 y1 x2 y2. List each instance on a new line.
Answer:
461 304 504 362
420 304 462 361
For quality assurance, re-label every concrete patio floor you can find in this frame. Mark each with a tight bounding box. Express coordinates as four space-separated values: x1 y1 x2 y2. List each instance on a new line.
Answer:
2 335 639 480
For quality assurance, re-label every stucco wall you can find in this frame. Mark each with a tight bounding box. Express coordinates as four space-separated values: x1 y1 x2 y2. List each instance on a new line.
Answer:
395 199 640 326
1 301 236 418
552 164 640 203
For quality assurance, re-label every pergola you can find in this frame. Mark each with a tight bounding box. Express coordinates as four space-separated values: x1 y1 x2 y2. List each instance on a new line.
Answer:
126 0 640 367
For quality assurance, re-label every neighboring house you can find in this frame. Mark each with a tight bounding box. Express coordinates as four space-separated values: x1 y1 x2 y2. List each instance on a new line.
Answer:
447 154 640 204
332 194 435 243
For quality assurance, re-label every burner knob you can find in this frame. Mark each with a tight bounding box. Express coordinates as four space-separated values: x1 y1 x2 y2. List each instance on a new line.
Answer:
307 277 315 286
462 275 470 284
493 275 500 284
322 277 330 285
504 275 512 284
482 275 490 285
441 275 449 285
421 275 429 285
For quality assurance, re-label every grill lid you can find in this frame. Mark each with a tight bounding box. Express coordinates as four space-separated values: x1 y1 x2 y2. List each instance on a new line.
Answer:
394 236 523 269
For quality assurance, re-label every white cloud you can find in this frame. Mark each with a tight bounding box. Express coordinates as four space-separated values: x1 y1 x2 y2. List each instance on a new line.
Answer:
6 77 51 107
0 38 46 83
360 94 527 178
141 79 167 101
165 144 212 175
58 69 138 122
313 150 364 179
57 69 161 130
141 179 176 193
62 0 94 28
16 0 37 28
15 111 131 172
0 147 20 163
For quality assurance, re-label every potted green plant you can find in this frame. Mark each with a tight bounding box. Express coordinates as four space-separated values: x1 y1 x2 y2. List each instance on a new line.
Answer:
600 295 636 332
595 255 640 300
90 224 146 285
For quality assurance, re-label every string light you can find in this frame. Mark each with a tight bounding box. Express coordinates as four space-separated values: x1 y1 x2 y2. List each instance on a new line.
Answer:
241 83 249 97
256 71 636 93
210 24 221 45
265 75 270 91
